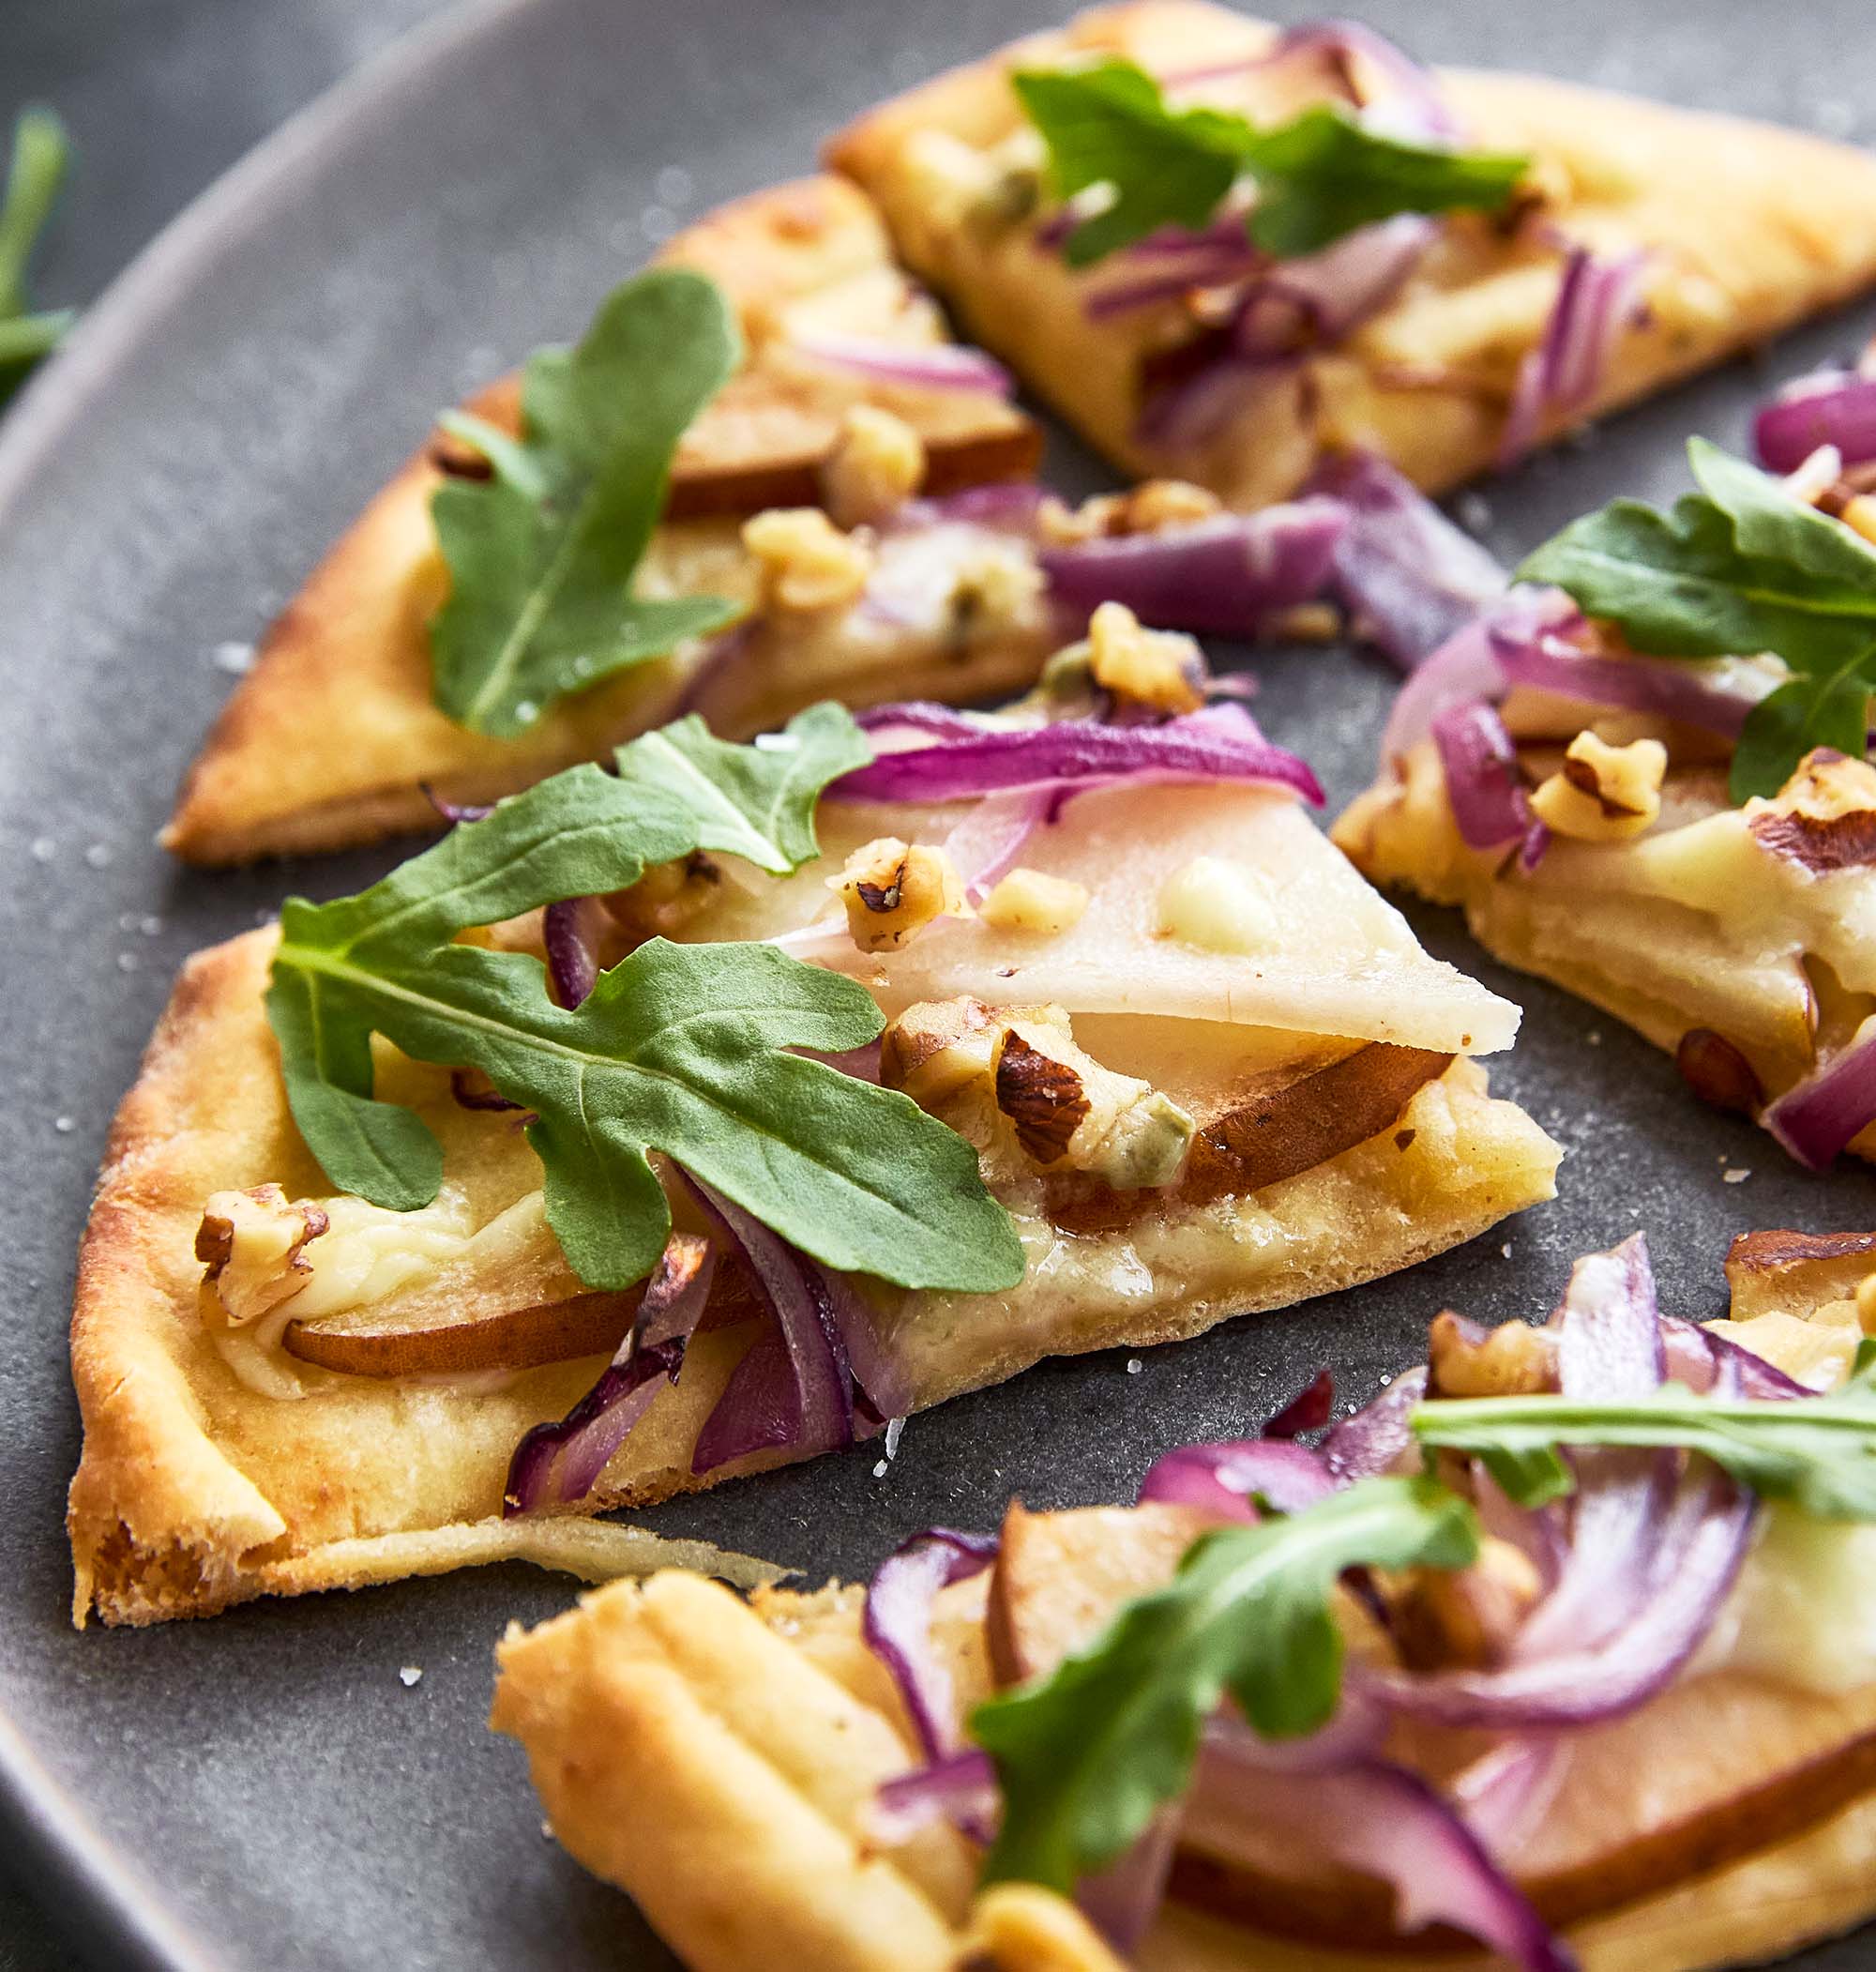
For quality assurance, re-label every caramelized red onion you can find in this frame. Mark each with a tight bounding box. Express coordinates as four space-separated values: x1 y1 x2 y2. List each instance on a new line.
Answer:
1037 501 1345 635
827 702 1324 807
1492 628 1756 739
870 1748 1000 1846
1498 246 1650 466
1307 451 1505 671
1377 587 1577 761
503 1232 715 1513
1430 699 1547 865
1755 362 1876 474
1137 1437 1337 1521
1763 1024 1876 1170
1263 1367 1336 1437
543 893 608 1008
1322 1366 1427 1481
864 1528 1001 1760
786 330 1014 397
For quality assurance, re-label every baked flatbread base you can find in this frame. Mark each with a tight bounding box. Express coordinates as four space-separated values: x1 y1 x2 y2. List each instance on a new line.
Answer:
492 1269 1876 1972
162 174 1042 865
828 0 1876 510
68 924 1557 1626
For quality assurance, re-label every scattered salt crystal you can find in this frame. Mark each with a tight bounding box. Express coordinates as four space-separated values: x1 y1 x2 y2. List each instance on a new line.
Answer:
1722 1167 1751 1185
655 165 692 206
1126 1357 1143 1375
140 914 162 936
872 1459 889 1479
399 1665 423 1688
1378 1372 1393 1387
1457 493 1493 533
884 1416 905 1459
53 1115 74 1133
640 205 676 243
28 836 55 862
211 640 255 675
115 952 139 973
1586 1031 1602 1046
83 842 113 869
540 1820 555 1841
1816 99 1855 137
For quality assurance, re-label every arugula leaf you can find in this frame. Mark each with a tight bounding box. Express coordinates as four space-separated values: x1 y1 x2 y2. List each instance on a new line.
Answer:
970 1477 1477 1890
1012 58 1525 267
266 704 1022 1294
0 107 72 406
1413 1378 1876 1522
1518 437 1876 798
429 268 744 737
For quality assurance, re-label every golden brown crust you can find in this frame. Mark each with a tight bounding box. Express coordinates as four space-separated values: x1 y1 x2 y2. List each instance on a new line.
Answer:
68 926 1555 1625
162 175 1040 867
829 1 1876 508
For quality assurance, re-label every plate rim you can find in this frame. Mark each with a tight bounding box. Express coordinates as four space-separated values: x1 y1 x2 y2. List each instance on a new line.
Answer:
0 1 532 1962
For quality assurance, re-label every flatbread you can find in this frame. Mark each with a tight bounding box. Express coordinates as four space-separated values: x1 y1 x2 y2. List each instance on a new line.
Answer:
827 0 1876 509
491 1267 1876 1972
1334 741 1876 1161
162 174 1043 865
68 777 1558 1625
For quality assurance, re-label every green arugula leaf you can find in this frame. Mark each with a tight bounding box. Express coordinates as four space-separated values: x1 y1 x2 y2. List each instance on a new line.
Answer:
1414 1381 1876 1522
1518 438 1876 798
970 1477 1478 1890
429 268 744 737
1011 58 1525 267
265 703 1021 1295
0 107 72 406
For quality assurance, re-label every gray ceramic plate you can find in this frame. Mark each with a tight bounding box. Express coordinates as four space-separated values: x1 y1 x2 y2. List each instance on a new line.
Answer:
4 0 1876 1965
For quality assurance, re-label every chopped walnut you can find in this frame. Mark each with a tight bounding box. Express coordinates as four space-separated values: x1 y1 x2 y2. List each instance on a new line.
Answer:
1749 748 1876 872
820 405 927 527
1528 730 1666 841
621 851 723 936
882 998 1193 1191
1427 1310 1556 1397
196 1185 329 1329
1384 1537 1545 1671
1086 602 1207 715
946 541 1046 644
741 507 873 611
833 838 965 952
977 867 1089 936
1039 478 1223 545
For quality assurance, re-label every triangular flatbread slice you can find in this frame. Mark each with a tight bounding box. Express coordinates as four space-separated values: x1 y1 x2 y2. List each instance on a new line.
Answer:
68 737 1556 1625
491 1250 1876 1972
163 174 1043 864
828 0 1876 509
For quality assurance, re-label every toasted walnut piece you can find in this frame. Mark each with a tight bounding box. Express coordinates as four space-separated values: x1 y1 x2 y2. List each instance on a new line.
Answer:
977 868 1089 936
1427 1311 1557 1397
741 507 873 610
1676 1027 1764 1115
196 1185 329 1329
956 1883 1127 1972
946 539 1047 644
820 405 927 527
1384 1537 1544 1672
1529 730 1666 841
880 996 1003 1106
1038 479 1222 548
1086 601 1207 716
995 1033 1092 1164
834 837 966 951
619 851 723 938
1749 747 1876 872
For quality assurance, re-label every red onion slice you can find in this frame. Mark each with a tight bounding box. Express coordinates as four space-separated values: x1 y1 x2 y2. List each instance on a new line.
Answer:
1659 1314 1812 1399
420 783 495 826
852 701 990 742
1378 587 1578 761
1321 1366 1428 1482
1763 1022 1876 1170
503 1232 716 1512
1755 369 1876 473
1308 451 1506 671
686 1181 855 1473
1137 1438 1338 1521
1236 215 1435 356
1430 699 1541 856
1182 1741 1570 1972
785 330 1014 397
1492 628 1756 739
1077 1814 1181 1953
543 893 608 1008
871 1747 1000 1846
1038 501 1345 635
939 788 1052 905
886 482 1051 534
826 702 1324 807
1498 246 1650 466
864 1527 1000 1760
1264 1368 1336 1438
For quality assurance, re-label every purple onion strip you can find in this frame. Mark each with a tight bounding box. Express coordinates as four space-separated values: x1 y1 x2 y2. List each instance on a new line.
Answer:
1763 1023 1876 1171
1137 1437 1337 1522
863 1528 1000 1761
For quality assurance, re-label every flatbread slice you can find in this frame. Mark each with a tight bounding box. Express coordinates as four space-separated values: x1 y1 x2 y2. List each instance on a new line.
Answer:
827 1 1876 510
163 174 1044 865
491 1243 1876 1972
69 726 1556 1625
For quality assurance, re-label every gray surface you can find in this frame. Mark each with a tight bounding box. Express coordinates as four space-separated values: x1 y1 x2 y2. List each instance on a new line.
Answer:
1 1 1874 1968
